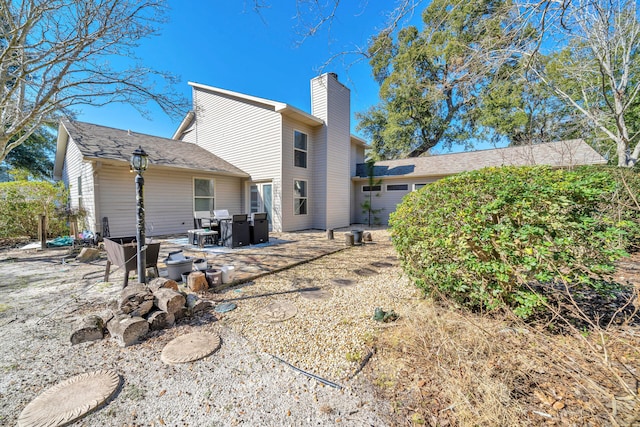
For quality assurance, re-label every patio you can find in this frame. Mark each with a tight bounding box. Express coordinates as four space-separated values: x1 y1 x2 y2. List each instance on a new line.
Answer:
151 228 358 286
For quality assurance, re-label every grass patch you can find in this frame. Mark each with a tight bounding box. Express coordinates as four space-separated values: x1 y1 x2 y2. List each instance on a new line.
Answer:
369 301 640 426
122 383 146 401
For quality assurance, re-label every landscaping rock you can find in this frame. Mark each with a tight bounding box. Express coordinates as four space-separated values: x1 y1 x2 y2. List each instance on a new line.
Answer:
75 247 101 263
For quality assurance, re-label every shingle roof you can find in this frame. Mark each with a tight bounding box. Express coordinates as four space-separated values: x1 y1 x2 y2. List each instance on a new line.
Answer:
356 139 607 178
60 120 250 177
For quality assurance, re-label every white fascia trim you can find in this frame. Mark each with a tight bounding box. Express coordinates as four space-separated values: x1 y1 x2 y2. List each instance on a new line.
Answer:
188 81 287 110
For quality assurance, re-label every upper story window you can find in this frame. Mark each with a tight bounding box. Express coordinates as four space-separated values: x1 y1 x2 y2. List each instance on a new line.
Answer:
294 131 307 168
194 178 215 211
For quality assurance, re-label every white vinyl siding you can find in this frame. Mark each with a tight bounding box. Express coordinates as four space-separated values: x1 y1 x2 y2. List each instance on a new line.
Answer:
310 73 351 230
189 87 282 182
62 140 96 233
354 177 441 225
97 164 243 237
183 86 283 230
282 118 315 230
349 141 366 224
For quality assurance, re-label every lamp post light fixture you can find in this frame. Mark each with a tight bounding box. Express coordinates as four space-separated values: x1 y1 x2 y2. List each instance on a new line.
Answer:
130 146 149 284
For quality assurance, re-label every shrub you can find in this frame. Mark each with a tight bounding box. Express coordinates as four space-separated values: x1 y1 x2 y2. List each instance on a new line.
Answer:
0 180 70 239
389 165 640 318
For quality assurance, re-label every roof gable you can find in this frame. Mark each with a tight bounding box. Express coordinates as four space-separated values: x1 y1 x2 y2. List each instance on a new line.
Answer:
54 120 250 178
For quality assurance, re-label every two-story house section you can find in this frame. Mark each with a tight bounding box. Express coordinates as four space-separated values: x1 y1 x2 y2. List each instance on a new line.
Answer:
173 72 361 232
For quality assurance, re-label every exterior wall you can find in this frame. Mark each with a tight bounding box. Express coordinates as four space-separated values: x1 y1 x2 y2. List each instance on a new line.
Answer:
281 118 316 231
63 140 96 234
189 87 282 182
97 164 244 237
310 73 351 230
186 86 284 230
353 176 443 225
350 143 366 224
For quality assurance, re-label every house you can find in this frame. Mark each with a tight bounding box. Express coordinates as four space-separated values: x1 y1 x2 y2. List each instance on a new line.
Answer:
53 73 607 237
172 73 367 232
353 139 608 224
53 120 250 237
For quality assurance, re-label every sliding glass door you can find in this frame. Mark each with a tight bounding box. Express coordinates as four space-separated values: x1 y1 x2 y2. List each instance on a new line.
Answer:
250 183 272 229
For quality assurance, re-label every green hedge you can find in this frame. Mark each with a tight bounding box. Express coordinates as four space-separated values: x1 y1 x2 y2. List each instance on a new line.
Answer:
0 180 70 239
389 165 640 318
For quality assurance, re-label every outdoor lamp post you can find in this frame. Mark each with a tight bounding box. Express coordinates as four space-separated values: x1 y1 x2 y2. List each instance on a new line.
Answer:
130 146 149 284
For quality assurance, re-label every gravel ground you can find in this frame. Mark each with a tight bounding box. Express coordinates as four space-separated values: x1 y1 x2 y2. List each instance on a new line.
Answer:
0 229 419 426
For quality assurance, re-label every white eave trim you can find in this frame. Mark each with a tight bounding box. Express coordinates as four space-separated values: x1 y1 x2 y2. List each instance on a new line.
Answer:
350 134 368 147
172 110 195 140
189 81 287 110
276 105 324 126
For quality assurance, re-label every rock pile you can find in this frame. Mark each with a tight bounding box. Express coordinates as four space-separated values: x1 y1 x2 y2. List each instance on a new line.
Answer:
70 277 212 347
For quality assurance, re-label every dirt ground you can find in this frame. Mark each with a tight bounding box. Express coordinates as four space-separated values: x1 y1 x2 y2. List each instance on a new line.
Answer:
1 234 639 426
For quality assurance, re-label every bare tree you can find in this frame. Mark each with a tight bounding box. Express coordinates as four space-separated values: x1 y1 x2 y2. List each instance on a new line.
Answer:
524 0 640 167
0 0 188 163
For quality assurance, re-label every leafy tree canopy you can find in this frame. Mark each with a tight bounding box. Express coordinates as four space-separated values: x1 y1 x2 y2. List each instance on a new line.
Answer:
0 126 55 181
357 0 530 160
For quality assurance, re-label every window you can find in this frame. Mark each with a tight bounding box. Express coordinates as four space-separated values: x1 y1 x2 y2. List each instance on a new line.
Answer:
194 178 214 211
362 185 382 192
386 184 409 191
77 176 82 196
294 180 307 215
413 183 428 191
294 131 307 168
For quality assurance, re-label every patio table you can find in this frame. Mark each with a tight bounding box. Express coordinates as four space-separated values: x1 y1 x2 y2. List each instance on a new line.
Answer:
189 229 218 248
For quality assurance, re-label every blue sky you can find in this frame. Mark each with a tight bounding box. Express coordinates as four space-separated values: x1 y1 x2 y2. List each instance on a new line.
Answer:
78 1 422 142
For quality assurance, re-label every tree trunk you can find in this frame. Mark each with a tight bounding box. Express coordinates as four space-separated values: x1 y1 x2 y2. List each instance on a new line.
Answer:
107 315 149 347
119 283 154 317
153 288 186 314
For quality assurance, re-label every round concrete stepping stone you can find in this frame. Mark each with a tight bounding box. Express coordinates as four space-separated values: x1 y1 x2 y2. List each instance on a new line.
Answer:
161 332 221 364
298 288 332 301
353 267 377 276
214 302 237 313
331 278 355 287
17 370 120 427
370 261 394 268
258 300 298 322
